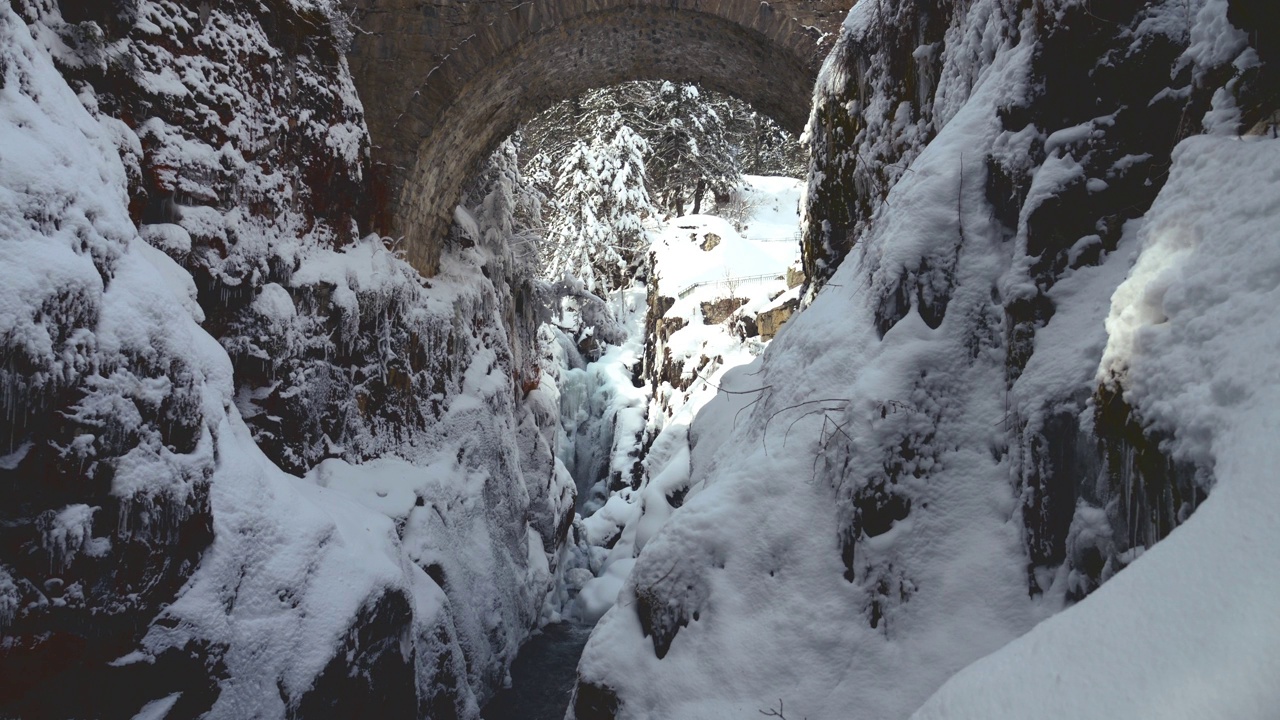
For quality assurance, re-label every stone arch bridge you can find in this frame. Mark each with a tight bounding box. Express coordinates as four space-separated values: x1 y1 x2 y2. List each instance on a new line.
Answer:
345 0 852 276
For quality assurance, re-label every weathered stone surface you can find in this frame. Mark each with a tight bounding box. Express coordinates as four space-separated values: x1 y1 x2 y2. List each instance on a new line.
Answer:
345 0 852 276
700 296 748 325
756 297 798 340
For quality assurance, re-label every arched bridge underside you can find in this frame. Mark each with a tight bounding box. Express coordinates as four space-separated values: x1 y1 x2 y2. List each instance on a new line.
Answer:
346 0 852 276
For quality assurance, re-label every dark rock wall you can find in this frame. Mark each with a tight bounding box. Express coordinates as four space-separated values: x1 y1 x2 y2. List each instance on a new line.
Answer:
801 1 957 290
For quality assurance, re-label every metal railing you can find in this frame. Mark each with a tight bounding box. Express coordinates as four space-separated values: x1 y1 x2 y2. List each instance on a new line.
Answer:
676 272 786 300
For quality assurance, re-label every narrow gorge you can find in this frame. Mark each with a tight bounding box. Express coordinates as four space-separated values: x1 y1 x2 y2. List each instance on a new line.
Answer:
1 1 1277 719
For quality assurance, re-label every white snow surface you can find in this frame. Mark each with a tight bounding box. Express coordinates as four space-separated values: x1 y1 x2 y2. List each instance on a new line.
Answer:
732 174 806 242
2 8 565 717
0 3 125 368
578 29 1053 719
567 176 804 625
649 176 802 386
653 175 801 299
578 2 1279 719
914 134 1280 720
145 414 447 719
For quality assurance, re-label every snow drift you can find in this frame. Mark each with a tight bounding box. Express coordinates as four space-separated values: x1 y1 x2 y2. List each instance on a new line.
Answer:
572 1 1279 718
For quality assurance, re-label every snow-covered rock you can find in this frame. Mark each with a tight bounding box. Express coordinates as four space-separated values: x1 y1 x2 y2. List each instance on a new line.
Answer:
1 2 573 717
572 1 1279 718
562 177 804 632
913 119 1280 720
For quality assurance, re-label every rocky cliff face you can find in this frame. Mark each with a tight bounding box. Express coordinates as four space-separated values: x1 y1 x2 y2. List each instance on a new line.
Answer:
1 1 572 716
573 1 1277 717
800 0 1274 600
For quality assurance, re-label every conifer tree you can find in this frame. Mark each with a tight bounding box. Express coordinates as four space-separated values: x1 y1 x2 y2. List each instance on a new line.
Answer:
723 106 806 178
542 120 656 293
470 137 543 243
645 82 741 216
544 140 613 291
522 81 809 291
600 121 655 282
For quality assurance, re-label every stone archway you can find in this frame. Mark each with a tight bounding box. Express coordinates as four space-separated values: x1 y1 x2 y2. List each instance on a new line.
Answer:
346 0 851 276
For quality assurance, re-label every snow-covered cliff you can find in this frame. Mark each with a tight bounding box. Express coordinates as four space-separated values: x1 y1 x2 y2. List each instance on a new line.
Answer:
4 0 1276 716
572 1 1279 718
0 2 572 716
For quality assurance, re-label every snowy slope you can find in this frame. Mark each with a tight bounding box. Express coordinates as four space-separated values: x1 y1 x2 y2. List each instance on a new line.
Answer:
652 175 802 298
138 223 575 718
1 3 572 716
734 174 805 242
650 190 800 369
567 177 805 626
0 6 418 715
573 1 1279 718
577 32 1053 719
914 133 1280 720
140 414 452 718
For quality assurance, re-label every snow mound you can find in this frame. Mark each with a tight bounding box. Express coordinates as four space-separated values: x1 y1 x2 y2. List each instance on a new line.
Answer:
578 32 1049 718
913 133 1280 720
652 176 801 299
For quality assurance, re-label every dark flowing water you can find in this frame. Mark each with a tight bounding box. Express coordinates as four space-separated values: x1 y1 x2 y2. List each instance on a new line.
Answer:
482 622 594 720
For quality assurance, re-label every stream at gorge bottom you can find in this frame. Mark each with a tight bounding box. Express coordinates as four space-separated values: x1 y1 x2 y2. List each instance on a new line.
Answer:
481 622 594 720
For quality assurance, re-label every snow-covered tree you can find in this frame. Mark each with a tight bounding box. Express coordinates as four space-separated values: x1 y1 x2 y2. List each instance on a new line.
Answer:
521 81 808 291
645 82 741 216
724 106 806 178
542 120 655 293
599 121 654 279
522 81 785 218
466 135 544 267
543 141 616 292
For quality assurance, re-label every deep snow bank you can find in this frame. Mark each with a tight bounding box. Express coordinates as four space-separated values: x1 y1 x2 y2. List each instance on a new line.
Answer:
913 131 1280 720
553 178 804 627
572 1 1278 718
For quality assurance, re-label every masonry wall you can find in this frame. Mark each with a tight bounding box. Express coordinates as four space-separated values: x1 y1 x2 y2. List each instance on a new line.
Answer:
345 0 852 276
